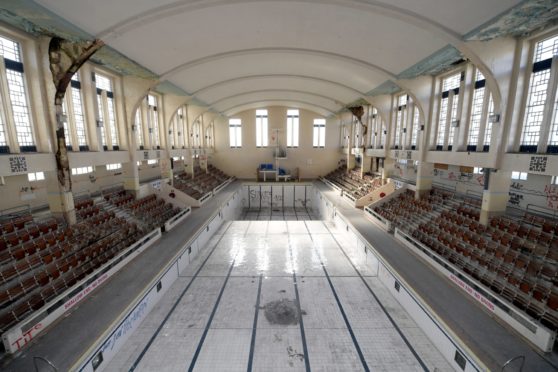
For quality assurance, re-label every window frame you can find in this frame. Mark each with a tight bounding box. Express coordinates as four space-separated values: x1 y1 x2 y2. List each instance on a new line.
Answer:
229 118 242 148
517 32 558 154
256 109 268 148
434 70 464 151
94 71 120 151
0 32 38 154
313 118 326 148
286 109 299 148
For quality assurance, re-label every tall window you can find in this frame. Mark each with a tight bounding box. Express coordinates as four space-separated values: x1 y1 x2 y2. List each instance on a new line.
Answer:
135 108 144 149
520 34 558 153
256 109 268 147
205 122 214 148
411 105 420 150
313 118 326 147
147 94 160 149
368 107 384 149
176 107 186 148
467 70 494 152
95 72 119 150
70 74 88 150
393 95 407 149
436 72 462 150
0 35 36 153
286 109 299 147
62 74 88 151
229 118 242 147
191 119 201 148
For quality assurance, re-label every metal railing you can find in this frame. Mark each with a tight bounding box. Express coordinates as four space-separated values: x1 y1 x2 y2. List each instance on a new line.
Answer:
33 356 58 372
501 355 525 371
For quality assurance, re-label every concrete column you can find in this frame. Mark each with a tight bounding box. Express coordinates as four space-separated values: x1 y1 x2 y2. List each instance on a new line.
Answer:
122 162 140 197
480 169 511 225
381 157 395 181
160 156 173 180
45 171 76 224
415 161 434 199
361 156 372 176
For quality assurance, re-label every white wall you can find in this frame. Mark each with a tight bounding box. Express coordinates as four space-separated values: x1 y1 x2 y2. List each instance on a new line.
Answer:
212 107 342 180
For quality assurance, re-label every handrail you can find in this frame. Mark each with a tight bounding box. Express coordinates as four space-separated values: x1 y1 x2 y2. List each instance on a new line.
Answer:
33 356 58 372
501 355 525 371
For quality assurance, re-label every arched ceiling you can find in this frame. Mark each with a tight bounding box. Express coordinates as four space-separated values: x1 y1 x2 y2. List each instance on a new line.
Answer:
30 0 528 116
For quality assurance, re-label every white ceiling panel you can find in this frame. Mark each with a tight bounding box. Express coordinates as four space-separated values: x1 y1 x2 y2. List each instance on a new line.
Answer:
33 0 525 115
212 91 343 114
107 2 446 76
225 102 332 117
196 76 361 106
168 52 388 95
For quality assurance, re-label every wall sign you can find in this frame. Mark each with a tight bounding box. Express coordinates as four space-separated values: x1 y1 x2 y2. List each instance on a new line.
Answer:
529 156 547 173
9 156 27 173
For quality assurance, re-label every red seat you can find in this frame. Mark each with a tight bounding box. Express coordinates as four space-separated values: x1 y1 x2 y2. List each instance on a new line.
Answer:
28 293 45 311
13 301 31 321
40 285 56 302
5 233 19 247
35 271 49 286
547 293 558 311
11 247 26 261
0 311 17 332
27 225 40 239
16 231 30 243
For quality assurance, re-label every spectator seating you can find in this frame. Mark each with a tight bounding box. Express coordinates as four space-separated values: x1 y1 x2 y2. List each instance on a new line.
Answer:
0 205 144 334
103 188 181 231
324 167 383 199
373 187 558 331
173 165 231 201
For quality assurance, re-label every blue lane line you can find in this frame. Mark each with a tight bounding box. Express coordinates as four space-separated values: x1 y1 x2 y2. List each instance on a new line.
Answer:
188 256 237 372
304 223 370 372
324 224 429 372
128 223 232 371
247 274 263 372
288 237 311 372
292 272 311 372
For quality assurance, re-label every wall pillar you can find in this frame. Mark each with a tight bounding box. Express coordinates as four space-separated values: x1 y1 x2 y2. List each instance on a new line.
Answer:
381 157 395 181
45 171 76 224
480 169 511 225
361 155 372 176
415 161 434 199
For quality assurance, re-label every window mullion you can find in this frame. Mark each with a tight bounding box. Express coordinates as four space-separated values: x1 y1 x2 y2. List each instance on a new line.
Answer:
0 57 19 152
538 55 558 152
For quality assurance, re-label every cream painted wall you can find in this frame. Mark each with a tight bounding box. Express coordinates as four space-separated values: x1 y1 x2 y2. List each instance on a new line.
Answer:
211 106 342 179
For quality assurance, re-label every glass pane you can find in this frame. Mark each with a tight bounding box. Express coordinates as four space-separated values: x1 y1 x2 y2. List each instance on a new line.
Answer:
6 69 34 147
72 87 87 146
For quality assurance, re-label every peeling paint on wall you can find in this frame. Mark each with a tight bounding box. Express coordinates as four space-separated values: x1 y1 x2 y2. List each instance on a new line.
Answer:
396 45 463 80
366 80 402 97
465 0 558 41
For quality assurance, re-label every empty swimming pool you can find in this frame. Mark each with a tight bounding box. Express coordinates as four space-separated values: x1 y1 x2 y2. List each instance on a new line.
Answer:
106 220 450 371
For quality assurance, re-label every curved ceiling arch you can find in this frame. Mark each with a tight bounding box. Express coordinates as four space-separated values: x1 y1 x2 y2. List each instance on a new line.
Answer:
94 0 504 103
208 89 346 108
97 0 460 41
213 91 343 114
222 100 335 117
192 74 366 97
159 47 397 81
